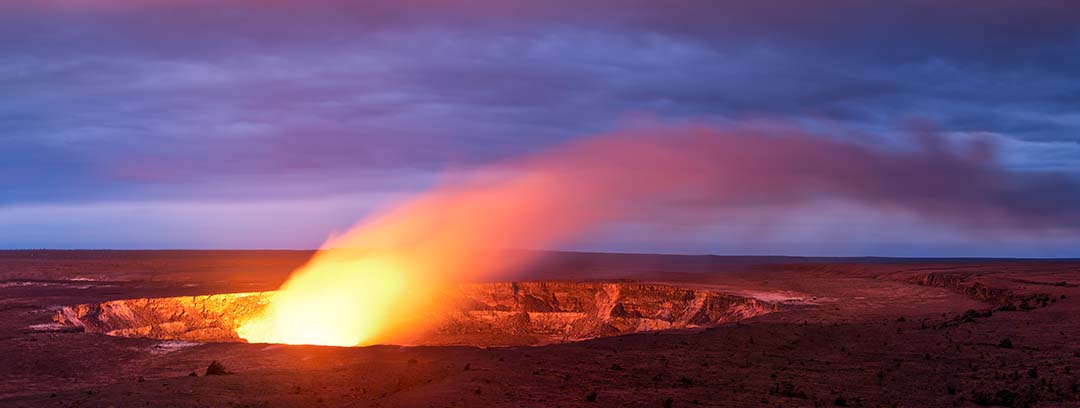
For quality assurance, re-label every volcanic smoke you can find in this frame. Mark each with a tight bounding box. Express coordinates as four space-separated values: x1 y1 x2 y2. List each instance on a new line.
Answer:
236 125 1080 346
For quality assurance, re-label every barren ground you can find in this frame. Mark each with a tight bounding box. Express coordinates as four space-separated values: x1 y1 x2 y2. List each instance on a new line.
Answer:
1 250 1079 407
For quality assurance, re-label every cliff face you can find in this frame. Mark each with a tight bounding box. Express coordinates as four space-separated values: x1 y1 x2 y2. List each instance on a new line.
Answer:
54 282 776 346
908 273 1014 305
438 282 777 344
54 292 271 342
908 272 1055 310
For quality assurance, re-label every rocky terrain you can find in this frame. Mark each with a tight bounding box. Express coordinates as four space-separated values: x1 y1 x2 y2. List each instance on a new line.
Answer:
433 281 776 345
1 250 1079 407
53 292 272 343
52 281 776 346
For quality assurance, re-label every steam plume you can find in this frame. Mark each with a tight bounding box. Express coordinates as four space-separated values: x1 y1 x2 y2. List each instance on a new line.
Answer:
237 124 1080 346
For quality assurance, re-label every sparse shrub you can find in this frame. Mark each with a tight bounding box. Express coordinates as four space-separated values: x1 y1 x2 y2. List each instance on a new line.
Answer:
973 387 1039 408
972 391 994 406
663 397 674 408
897 316 906 322
768 382 809 399
584 391 597 402
834 396 849 406
957 309 993 323
609 363 623 371
677 376 695 386
974 390 1016 406
999 303 1018 312
999 338 1014 349
999 388 1028 407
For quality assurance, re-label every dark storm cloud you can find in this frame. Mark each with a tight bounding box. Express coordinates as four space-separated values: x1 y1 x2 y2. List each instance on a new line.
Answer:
2 0 1079 207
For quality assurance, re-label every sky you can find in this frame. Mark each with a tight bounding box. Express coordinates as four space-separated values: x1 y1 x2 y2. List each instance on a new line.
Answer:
2 1 1080 256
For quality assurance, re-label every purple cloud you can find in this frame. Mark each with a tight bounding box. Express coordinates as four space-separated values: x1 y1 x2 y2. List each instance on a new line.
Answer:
1 1 1079 253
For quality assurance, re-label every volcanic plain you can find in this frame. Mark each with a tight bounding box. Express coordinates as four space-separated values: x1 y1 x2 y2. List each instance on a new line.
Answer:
1 250 1079 407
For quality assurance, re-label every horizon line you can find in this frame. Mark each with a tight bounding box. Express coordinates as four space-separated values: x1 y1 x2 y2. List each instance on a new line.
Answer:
1 248 1077 261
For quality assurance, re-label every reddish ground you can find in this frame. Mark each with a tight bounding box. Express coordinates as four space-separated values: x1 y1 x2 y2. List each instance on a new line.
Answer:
1 250 1078 407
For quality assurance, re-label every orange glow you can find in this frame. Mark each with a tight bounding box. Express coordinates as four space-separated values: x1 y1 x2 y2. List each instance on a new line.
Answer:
233 133 656 346
233 167 594 346
235 257 407 346
234 128 728 346
234 124 1029 347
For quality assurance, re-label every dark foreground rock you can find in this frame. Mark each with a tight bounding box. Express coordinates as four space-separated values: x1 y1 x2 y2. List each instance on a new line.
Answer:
205 361 232 376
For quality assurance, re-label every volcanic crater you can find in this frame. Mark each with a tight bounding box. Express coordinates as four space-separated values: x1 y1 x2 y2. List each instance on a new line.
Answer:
52 281 776 346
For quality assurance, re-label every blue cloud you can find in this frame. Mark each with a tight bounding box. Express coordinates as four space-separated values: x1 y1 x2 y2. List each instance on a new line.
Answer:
2 1 1079 253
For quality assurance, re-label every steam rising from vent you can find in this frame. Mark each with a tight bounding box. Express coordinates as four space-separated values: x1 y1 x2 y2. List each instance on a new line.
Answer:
236 124 1080 346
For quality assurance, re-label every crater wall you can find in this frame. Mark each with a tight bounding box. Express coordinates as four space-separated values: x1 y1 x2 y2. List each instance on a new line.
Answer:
54 281 777 346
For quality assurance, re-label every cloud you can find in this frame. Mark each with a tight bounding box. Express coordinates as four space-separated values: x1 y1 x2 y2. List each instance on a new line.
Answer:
2 1 1079 252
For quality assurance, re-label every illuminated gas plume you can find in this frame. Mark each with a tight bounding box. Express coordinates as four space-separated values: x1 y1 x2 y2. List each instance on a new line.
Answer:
236 124 1080 346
